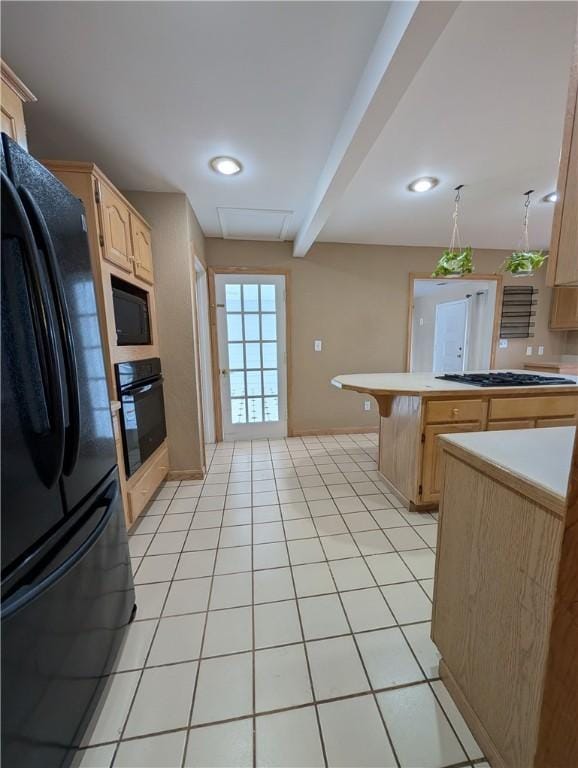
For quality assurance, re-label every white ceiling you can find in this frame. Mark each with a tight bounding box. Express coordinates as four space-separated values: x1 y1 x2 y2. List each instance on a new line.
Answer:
2 1 577 253
1 1 390 239
319 1 578 250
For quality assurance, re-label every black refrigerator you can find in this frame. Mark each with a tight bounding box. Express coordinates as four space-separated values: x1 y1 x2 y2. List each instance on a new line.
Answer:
1 134 135 767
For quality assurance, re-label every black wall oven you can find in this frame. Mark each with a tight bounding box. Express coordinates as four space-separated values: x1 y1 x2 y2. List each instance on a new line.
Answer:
115 358 167 477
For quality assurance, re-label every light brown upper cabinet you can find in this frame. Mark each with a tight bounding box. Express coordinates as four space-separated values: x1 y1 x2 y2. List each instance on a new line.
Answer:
1 59 36 149
547 22 578 286
550 285 578 329
130 214 154 285
97 181 134 274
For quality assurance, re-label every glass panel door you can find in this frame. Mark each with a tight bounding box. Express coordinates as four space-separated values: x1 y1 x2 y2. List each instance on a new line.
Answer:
215 273 287 440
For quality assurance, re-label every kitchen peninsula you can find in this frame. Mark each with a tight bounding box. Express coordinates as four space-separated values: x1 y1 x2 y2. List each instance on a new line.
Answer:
332 371 578 509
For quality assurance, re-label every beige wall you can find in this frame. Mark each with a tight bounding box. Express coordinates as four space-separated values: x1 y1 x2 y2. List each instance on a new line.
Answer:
125 191 204 474
206 238 567 433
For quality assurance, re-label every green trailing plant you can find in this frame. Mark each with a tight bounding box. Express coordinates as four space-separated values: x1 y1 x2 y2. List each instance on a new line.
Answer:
500 250 547 275
432 246 474 277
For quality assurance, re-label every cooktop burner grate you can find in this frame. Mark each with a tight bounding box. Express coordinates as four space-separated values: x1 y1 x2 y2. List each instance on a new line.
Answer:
435 372 577 387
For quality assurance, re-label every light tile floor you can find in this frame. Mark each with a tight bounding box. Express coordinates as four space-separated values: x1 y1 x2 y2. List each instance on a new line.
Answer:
74 433 487 768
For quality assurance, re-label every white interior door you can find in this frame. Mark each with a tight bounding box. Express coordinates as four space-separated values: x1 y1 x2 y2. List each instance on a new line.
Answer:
433 299 469 373
195 261 215 445
215 273 287 440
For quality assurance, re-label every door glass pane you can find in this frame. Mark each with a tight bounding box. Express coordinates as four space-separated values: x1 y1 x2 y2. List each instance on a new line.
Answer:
231 399 247 424
261 314 277 341
229 371 245 397
244 314 260 341
246 370 262 396
227 314 243 342
245 342 261 369
228 343 244 370
243 284 259 312
260 284 276 312
262 342 277 369
263 369 278 396
225 284 242 312
264 397 279 422
247 397 263 423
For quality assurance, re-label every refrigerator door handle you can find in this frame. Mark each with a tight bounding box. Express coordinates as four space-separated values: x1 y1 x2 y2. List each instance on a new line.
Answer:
18 186 81 475
1 170 66 487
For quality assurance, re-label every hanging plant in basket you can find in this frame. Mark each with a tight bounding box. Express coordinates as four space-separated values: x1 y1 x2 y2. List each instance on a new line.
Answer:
500 191 548 277
501 250 547 276
433 246 474 277
432 185 475 277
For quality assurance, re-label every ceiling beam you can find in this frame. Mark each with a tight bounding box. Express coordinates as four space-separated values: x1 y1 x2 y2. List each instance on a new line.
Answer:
292 0 460 258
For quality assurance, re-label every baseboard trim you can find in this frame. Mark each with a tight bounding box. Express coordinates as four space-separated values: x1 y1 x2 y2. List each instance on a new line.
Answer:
167 468 204 481
290 426 379 437
439 659 505 768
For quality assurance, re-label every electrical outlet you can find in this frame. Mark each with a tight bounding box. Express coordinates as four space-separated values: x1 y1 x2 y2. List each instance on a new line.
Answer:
499 339 508 349
526 345 533 356
364 400 371 411
538 345 544 356
314 340 322 352
419 317 424 327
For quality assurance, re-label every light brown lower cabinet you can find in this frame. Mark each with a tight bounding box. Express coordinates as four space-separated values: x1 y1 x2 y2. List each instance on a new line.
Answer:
127 442 169 525
486 419 535 431
549 286 578 330
421 423 482 502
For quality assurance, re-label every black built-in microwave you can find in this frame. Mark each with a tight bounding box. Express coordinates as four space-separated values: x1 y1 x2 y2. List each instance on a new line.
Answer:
111 276 151 346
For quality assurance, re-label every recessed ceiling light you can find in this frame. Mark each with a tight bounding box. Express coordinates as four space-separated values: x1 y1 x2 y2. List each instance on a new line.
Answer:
408 176 439 193
210 156 242 176
542 191 558 203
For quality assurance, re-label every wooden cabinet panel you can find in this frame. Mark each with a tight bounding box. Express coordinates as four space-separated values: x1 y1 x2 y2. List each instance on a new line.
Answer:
130 214 154 285
547 22 578 286
421 422 482 503
127 443 169 524
98 182 134 273
1 60 35 149
489 395 578 421
426 399 485 424
536 417 577 428
550 286 578 330
487 419 535 431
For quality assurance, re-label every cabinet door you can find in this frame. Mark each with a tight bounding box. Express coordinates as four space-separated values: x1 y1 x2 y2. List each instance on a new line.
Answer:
421 423 481 503
130 214 154 285
98 182 134 273
550 286 578 330
1 85 26 147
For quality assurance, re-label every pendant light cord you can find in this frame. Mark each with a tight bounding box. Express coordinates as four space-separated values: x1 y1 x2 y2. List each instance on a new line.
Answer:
449 185 464 253
520 190 534 252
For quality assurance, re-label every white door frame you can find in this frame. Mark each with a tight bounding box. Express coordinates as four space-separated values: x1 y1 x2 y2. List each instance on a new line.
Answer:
194 258 215 445
433 298 469 373
212 271 288 441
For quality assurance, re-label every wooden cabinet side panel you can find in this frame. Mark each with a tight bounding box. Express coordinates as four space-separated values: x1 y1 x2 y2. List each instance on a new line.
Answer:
432 454 563 767
378 396 421 502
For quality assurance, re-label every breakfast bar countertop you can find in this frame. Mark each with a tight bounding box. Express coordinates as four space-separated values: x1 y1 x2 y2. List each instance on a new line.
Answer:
331 370 578 398
440 426 575 515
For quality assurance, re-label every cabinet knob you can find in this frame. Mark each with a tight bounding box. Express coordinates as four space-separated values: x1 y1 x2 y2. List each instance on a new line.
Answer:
452 408 459 416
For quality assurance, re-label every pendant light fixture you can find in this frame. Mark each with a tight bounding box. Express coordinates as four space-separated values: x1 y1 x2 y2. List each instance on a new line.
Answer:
432 185 474 277
500 190 547 276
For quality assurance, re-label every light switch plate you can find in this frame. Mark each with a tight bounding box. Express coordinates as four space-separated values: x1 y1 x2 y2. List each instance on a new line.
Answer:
364 400 371 411
314 340 322 352
526 345 533 356
538 346 544 356
499 339 508 349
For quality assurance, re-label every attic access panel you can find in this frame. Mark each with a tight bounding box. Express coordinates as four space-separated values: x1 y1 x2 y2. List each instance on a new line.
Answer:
499 285 537 338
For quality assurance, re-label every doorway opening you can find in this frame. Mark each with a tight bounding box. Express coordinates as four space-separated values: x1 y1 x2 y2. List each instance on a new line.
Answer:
210 270 289 441
408 275 502 373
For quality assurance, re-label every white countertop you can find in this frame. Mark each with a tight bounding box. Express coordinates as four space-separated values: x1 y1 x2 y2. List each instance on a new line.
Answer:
441 426 575 503
331 370 578 397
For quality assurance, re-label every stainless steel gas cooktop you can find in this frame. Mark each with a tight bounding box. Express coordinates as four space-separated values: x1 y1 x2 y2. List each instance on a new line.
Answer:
435 372 577 387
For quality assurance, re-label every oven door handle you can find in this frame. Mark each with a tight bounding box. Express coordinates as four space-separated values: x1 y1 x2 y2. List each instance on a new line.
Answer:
120 378 163 397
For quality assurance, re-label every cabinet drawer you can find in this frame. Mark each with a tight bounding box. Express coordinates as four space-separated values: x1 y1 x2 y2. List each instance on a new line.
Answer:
489 395 578 421
426 399 485 424
487 419 535 431
128 443 169 522
421 422 482 503
536 416 577 428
